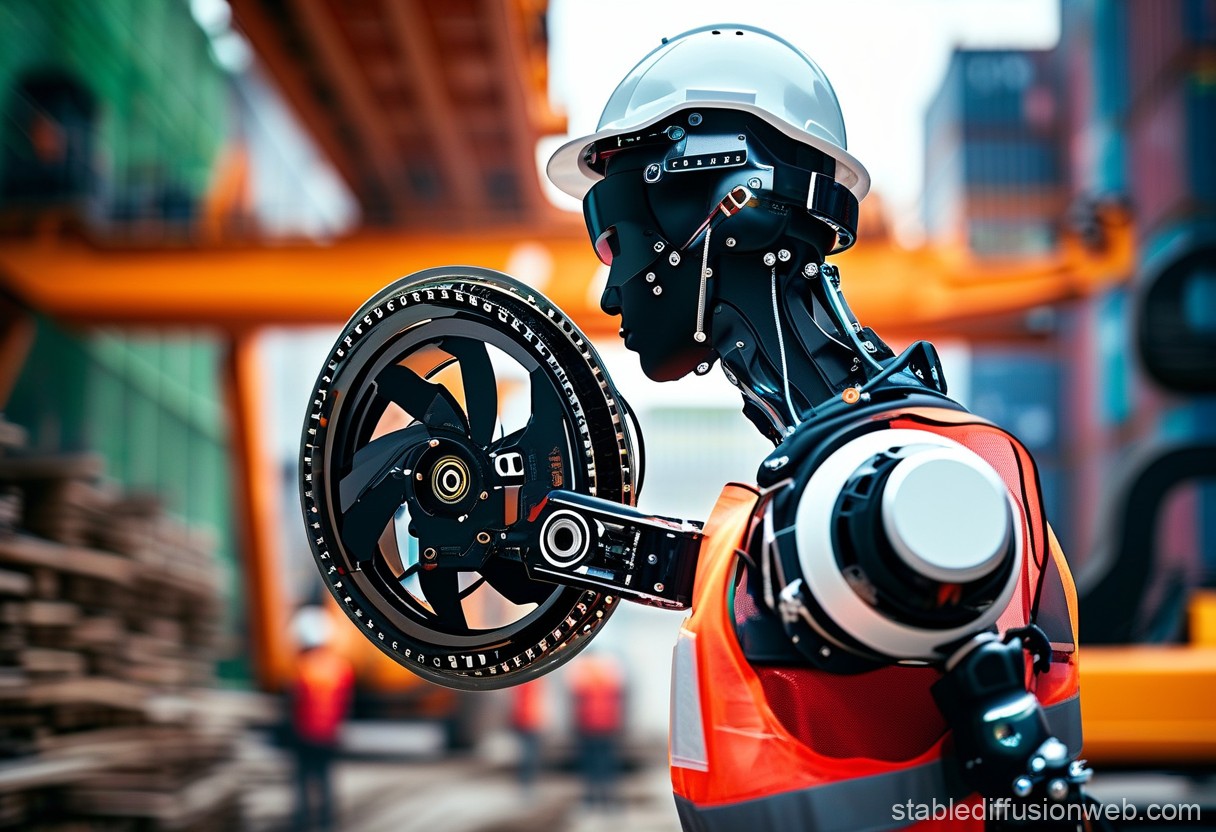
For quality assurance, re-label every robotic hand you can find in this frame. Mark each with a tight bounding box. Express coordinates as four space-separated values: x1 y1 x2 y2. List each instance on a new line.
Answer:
935 630 1093 805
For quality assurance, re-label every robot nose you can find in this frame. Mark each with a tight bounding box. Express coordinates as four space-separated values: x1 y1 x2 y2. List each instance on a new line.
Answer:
600 284 622 316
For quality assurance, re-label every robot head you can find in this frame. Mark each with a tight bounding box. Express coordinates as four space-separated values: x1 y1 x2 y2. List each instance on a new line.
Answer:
548 25 869 382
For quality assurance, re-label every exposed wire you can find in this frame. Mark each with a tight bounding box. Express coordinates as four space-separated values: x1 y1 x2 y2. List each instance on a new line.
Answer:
821 265 885 375
695 224 712 343
768 267 797 425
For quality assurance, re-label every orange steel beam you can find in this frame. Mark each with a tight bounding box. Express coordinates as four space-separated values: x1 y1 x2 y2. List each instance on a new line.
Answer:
1080 645 1216 765
383 0 482 213
0 208 1133 336
0 231 594 329
0 294 35 410
225 331 291 691
290 0 407 217
484 0 549 216
229 0 361 195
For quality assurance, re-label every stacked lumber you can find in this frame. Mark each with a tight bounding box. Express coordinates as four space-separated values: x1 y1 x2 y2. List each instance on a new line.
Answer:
0 415 248 831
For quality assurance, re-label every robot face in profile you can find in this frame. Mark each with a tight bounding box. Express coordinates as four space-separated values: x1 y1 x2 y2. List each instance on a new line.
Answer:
586 183 712 381
582 111 814 382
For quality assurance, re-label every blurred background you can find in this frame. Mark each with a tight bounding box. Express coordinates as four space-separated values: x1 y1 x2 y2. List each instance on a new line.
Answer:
0 0 1213 829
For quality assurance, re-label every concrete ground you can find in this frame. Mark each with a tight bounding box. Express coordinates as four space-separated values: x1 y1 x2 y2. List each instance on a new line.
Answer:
238 724 680 832
235 723 1216 832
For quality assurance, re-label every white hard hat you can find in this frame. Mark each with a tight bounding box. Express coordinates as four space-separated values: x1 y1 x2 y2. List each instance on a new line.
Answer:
547 24 870 202
292 604 333 650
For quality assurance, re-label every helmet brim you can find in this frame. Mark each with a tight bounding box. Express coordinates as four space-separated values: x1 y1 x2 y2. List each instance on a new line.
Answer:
547 100 871 203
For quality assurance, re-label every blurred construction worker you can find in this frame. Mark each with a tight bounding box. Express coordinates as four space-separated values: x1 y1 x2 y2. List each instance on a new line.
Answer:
569 648 626 810
510 678 547 794
289 604 354 832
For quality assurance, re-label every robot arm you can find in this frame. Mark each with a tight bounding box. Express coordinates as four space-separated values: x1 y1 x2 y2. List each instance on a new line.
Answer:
518 489 703 610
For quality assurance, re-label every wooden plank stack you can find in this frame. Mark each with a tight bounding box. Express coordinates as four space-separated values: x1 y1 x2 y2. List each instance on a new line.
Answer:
0 415 250 831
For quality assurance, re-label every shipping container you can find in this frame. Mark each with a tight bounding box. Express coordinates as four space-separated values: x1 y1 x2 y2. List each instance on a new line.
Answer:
1127 78 1188 235
923 48 1066 252
927 49 1060 135
1127 0 1216 115
963 136 1062 187
1060 0 1097 195
1127 72 1216 236
1189 74 1216 205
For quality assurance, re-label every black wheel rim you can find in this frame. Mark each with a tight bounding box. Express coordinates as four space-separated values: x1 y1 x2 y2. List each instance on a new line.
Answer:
300 268 639 689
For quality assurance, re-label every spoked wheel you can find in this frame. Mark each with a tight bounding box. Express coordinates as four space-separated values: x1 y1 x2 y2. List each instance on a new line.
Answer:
301 267 641 690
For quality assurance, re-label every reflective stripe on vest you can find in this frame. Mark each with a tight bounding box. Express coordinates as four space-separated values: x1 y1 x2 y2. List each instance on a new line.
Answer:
675 697 1083 832
671 628 709 771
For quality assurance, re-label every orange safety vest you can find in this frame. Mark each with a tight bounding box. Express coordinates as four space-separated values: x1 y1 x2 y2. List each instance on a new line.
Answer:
293 646 355 746
512 679 547 733
571 654 626 735
670 406 1081 832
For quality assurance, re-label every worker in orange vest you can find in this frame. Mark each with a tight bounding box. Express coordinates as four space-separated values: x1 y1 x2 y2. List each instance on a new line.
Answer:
545 24 1092 831
568 649 626 810
289 605 355 831
510 678 548 794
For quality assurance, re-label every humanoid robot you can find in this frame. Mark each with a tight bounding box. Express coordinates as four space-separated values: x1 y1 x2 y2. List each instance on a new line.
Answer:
302 24 1097 832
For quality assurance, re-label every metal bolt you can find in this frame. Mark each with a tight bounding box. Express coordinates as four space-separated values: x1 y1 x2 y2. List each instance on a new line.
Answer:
819 646 831 658
647 554 658 565
668 251 681 266
724 237 737 248
1047 779 1069 801
645 272 656 283
1029 756 1047 773
1012 777 1033 798
1040 738 1069 766
694 362 710 375
703 267 713 277
803 263 819 277
763 455 789 470
644 163 661 182
423 548 437 561
777 249 791 261
654 582 665 592
693 332 707 343
747 177 762 189
666 125 685 141
653 240 666 253
416 472 424 481
688 112 702 126
479 491 488 501
652 285 663 296
475 531 491 544
735 340 745 349
429 439 439 447
763 252 776 266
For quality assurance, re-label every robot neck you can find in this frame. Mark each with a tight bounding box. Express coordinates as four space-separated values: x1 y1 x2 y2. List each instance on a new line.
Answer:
709 244 885 442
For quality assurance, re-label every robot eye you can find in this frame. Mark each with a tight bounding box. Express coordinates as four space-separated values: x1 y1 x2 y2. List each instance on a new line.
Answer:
594 227 619 266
